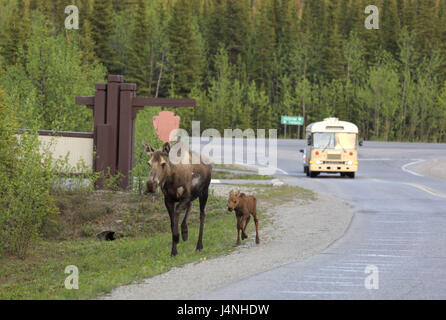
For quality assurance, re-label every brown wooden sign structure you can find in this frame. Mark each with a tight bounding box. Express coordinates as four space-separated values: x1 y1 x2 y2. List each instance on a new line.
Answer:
76 75 196 189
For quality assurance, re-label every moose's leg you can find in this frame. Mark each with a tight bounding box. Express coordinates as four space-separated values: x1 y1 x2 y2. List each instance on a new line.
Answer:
240 216 246 240
251 198 260 244
253 199 260 244
164 199 178 256
242 215 250 240
236 215 241 246
181 202 192 241
173 200 190 250
253 212 260 244
197 190 208 251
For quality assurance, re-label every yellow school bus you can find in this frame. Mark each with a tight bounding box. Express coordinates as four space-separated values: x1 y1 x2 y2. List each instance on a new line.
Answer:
301 118 359 178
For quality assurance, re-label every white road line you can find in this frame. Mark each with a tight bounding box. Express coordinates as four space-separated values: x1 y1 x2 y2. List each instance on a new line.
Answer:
348 248 411 252
351 254 412 258
359 158 423 161
273 167 289 175
279 291 349 295
319 268 361 273
354 242 416 250
231 161 289 175
401 159 425 177
359 158 394 161
258 166 289 175
303 275 365 280
295 281 362 287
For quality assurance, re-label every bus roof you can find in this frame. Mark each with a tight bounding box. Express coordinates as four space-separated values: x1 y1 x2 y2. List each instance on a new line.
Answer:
306 117 359 134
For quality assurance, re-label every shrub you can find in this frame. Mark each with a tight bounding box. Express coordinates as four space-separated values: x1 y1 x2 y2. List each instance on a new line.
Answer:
0 90 59 259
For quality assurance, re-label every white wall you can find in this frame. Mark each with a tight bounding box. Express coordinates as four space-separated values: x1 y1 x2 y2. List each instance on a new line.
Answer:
16 134 94 173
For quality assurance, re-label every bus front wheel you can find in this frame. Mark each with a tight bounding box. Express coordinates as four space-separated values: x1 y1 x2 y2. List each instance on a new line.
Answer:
310 171 319 178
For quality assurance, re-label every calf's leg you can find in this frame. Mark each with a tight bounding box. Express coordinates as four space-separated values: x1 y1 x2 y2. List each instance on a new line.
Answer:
236 215 241 246
242 215 250 240
254 214 260 244
253 199 260 244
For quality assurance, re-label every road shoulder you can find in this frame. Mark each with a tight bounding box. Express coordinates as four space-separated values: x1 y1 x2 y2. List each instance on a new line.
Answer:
410 158 446 181
101 188 354 300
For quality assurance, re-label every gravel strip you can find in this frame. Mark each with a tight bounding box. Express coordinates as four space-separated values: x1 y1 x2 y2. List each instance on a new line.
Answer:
410 158 446 181
101 187 353 300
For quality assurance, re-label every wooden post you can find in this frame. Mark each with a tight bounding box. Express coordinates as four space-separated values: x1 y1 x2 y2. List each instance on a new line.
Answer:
118 83 137 189
92 84 108 187
76 75 196 190
106 75 123 175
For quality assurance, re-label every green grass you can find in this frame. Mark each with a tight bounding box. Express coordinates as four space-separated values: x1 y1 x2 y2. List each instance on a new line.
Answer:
246 184 317 204
213 163 258 172
0 184 313 299
0 216 235 299
212 170 273 180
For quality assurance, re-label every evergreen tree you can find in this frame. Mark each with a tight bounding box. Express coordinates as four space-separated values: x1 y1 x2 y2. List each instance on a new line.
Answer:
0 13 106 131
397 27 417 140
79 0 97 68
321 0 344 81
91 0 118 73
251 0 276 90
167 0 202 97
0 86 19 175
359 55 400 140
224 0 250 66
413 0 436 61
435 0 446 83
208 48 232 132
126 0 152 95
1 0 31 66
380 0 401 57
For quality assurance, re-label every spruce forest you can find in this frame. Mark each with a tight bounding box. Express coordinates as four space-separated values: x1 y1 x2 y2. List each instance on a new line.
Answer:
1 0 446 142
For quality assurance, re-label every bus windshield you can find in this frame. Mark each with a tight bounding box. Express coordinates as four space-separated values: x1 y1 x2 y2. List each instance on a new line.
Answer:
313 133 357 150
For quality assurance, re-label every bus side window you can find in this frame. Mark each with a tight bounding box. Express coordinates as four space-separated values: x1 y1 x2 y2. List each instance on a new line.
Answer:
307 134 312 146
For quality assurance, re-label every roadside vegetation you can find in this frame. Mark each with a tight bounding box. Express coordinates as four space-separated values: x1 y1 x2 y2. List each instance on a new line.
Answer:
2 1 446 143
211 170 273 181
0 180 311 299
0 84 315 299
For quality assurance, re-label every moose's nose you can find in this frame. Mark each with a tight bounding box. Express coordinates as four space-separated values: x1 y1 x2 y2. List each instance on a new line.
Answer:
228 207 233 212
146 181 157 194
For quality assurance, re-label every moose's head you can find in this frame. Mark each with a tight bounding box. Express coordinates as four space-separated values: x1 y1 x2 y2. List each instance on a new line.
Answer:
227 189 241 211
142 141 172 193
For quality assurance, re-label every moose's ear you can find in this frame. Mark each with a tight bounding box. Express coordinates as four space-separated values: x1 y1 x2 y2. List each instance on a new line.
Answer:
229 190 234 196
142 141 155 154
162 142 171 154
236 190 241 197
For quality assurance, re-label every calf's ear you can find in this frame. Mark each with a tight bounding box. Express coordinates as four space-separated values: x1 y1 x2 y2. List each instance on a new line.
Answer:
142 141 155 154
162 142 171 154
236 190 241 197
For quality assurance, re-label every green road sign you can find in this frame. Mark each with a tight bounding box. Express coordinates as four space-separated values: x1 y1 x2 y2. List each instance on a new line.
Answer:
281 116 304 125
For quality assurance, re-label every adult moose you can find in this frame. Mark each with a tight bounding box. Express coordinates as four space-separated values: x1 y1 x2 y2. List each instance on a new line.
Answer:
143 141 212 256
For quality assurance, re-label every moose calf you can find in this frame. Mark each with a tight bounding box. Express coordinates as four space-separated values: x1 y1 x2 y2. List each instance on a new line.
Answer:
227 190 260 246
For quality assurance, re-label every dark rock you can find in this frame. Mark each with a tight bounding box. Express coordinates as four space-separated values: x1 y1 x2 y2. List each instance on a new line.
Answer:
96 230 116 241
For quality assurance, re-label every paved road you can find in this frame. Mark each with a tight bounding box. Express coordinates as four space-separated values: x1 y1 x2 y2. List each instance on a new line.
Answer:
200 139 446 299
